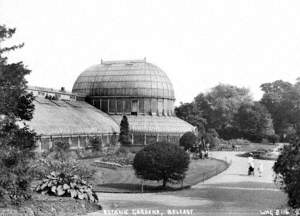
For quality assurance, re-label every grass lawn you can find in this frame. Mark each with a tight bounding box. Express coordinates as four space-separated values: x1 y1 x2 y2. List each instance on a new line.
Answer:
236 143 277 152
85 158 228 193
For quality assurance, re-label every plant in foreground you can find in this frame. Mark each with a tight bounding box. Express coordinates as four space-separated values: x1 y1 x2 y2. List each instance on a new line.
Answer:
35 171 98 203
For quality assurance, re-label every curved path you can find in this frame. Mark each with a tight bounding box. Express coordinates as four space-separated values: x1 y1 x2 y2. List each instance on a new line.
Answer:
87 151 287 216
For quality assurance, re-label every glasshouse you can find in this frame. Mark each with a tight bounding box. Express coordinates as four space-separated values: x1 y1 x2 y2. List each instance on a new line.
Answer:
27 59 195 151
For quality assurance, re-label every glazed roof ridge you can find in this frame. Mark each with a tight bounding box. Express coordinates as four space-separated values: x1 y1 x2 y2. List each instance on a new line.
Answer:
101 58 146 65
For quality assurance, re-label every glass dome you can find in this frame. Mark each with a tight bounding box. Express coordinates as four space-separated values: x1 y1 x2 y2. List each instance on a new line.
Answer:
72 59 175 100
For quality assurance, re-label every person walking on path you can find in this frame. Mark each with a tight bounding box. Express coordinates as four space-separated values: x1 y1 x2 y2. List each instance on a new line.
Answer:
248 153 255 176
258 162 263 177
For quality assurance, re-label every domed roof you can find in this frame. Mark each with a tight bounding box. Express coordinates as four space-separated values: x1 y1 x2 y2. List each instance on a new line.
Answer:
72 59 175 100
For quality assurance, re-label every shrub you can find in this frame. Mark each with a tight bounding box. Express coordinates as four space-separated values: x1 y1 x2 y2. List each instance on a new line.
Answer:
48 142 71 161
179 132 197 151
31 158 95 181
101 148 134 166
273 139 300 208
204 129 220 149
133 142 190 187
35 172 98 203
0 124 36 205
89 137 102 152
267 134 280 144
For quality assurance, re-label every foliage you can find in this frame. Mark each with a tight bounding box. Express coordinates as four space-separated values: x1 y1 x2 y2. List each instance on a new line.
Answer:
273 139 300 208
204 128 220 149
119 115 131 146
0 25 36 205
260 80 300 139
48 141 71 161
195 84 253 138
179 132 197 151
35 172 98 203
176 84 253 140
175 102 206 130
33 141 97 202
89 137 102 152
133 142 190 187
31 158 96 181
234 102 275 142
267 134 280 144
101 147 134 166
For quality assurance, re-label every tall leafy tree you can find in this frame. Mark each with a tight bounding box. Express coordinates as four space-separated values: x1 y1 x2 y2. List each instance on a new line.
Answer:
234 102 274 142
194 84 253 139
176 84 253 139
0 25 36 205
260 80 300 139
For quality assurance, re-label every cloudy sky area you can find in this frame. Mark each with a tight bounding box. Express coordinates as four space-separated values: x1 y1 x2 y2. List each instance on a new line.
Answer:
1 0 300 104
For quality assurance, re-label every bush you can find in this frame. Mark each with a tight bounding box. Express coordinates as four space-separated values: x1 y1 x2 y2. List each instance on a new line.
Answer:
0 125 36 205
133 142 190 187
89 137 102 152
35 172 98 203
204 128 220 149
273 139 300 208
267 134 280 144
101 148 134 166
31 158 96 181
179 132 197 151
48 142 71 161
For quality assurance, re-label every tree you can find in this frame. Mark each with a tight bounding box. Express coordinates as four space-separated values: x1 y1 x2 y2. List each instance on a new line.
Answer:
118 115 131 146
175 84 253 140
194 84 253 139
0 25 36 205
273 139 300 208
175 102 206 130
234 102 275 142
260 80 300 139
133 142 190 187
179 132 197 152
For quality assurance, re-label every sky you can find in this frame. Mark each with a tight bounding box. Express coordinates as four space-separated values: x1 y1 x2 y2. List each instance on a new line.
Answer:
1 0 300 105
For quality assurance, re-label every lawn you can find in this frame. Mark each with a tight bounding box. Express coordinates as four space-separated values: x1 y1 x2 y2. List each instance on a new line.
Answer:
85 158 228 193
235 143 277 151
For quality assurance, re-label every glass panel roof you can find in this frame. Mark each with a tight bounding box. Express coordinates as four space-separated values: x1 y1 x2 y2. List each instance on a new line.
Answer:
72 60 175 100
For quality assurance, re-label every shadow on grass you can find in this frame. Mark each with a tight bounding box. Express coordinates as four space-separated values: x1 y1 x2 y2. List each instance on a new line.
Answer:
94 183 190 193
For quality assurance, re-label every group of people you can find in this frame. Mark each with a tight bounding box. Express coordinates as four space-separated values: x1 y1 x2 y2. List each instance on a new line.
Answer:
248 153 264 177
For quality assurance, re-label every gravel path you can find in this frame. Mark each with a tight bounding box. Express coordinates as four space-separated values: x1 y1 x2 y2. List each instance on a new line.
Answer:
86 151 287 216
195 151 275 185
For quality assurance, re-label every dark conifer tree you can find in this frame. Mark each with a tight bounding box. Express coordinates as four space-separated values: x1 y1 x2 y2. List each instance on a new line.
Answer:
118 115 131 146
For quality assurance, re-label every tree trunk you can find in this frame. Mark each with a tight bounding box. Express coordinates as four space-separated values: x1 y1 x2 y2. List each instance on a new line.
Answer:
162 179 167 188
